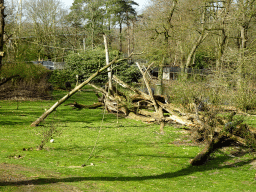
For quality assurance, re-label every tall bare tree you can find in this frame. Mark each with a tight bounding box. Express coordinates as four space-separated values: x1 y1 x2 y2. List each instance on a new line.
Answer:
24 0 66 60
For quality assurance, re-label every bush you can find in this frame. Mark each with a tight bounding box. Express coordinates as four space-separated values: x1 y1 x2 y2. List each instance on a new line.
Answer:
165 71 256 112
0 62 52 99
64 48 141 84
1 62 49 82
48 69 74 90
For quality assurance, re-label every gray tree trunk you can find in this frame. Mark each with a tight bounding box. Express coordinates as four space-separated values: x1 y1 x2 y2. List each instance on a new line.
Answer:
103 34 112 91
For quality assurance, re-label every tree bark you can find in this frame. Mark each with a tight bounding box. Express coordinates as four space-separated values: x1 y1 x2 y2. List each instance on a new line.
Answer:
185 30 208 69
156 57 164 95
0 0 5 70
65 102 103 109
136 62 158 112
119 21 122 52
103 34 112 91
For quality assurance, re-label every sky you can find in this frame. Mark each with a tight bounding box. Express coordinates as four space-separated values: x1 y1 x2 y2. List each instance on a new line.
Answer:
60 0 150 12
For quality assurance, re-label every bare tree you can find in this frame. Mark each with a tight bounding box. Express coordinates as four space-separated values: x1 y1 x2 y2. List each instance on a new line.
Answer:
23 0 66 60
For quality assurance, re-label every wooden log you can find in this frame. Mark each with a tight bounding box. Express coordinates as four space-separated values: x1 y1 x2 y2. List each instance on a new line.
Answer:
157 101 186 116
137 109 157 117
190 135 238 166
166 115 196 127
113 75 151 100
65 102 103 109
105 98 129 115
127 112 156 122
136 62 158 112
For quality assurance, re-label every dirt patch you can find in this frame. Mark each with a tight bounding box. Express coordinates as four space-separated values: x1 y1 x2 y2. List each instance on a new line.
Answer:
0 163 82 192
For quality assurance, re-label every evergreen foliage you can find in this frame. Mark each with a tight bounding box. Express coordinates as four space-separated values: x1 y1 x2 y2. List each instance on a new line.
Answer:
62 48 141 84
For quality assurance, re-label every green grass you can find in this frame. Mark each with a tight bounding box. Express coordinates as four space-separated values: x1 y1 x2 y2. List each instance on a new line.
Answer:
0 87 256 191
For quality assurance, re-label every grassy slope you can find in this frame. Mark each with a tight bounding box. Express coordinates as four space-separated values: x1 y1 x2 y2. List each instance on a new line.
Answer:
0 87 255 191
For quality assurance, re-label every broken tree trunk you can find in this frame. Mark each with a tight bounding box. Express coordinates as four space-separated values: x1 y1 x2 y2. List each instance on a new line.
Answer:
65 102 103 109
189 110 256 166
136 62 158 112
103 34 112 91
136 62 166 134
128 112 156 122
190 135 236 166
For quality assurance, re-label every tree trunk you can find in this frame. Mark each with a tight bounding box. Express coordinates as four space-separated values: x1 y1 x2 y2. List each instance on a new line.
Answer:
119 21 122 52
103 34 112 91
215 0 231 71
237 24 248 88
185 30 208 69
216 29 227 71
0 0 5 70
136 62 166 133
127 15 131 59
156 57 164 95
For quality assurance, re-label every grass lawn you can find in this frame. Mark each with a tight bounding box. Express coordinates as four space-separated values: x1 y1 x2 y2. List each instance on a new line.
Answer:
0 87 255 191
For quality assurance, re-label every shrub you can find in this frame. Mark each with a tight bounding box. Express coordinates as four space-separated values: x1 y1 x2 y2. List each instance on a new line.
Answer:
48 69 74 90
64 48 141 84
0 62 52 99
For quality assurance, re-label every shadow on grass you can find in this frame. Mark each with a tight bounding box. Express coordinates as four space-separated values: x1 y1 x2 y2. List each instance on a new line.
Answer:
0 157 254 186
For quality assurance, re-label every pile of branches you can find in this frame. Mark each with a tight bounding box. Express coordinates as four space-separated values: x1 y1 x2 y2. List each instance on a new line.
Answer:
30 50 256 166
69 63 256 166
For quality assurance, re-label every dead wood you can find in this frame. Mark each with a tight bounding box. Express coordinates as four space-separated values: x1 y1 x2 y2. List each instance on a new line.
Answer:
105 98 129 115
94 73 256 165
157 101 186 116
189 110 256 165
128 112 156 122
190 135 237 166
31 52 138 127
137 109 158 118
136 62 158 112
65 102 103 109
166 115 196 127
31 58 116 127
113 75 150 100
89 83 130 115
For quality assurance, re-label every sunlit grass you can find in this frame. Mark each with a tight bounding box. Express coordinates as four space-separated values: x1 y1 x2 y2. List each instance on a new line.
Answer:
0 87 255 191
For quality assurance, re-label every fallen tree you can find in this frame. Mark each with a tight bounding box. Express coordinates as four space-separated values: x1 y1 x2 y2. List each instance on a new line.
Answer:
31 37 255 166
31 54 126 127
86 74 256 165
61 60 256 165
